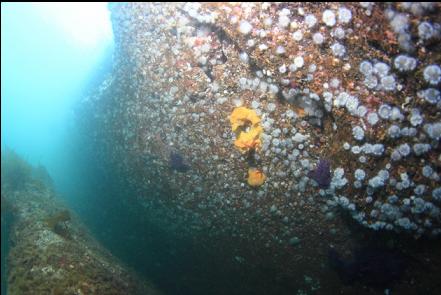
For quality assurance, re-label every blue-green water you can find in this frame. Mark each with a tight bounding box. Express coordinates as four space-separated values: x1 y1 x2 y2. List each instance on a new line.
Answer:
1 3 115 293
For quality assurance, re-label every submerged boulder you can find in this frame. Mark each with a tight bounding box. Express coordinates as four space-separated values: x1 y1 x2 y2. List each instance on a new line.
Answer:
76 3 441 294
1 152 160 295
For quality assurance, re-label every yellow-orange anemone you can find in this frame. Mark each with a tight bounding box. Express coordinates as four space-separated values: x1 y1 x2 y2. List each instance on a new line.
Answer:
230 107 263 153
247 168 266 187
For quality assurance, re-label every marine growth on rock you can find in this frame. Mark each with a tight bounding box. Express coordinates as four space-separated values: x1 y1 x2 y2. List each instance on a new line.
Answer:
84 2 441 256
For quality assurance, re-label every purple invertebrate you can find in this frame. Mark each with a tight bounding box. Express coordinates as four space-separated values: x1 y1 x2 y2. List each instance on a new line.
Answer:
308 159 331 189
170 151 189 172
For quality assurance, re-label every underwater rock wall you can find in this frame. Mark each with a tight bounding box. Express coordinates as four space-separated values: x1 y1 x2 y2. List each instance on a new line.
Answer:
91 1 441 240
78 2 441 293
2 157 159 294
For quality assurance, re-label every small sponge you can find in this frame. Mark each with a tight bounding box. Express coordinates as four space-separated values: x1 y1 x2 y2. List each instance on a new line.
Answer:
247 168 266 187
230 106 261 132
230 107 263 153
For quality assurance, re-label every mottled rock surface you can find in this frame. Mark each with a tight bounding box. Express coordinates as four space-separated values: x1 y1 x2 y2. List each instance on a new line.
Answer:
2 153 159 295
77 3 441 294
